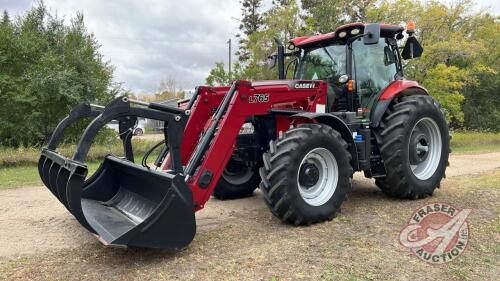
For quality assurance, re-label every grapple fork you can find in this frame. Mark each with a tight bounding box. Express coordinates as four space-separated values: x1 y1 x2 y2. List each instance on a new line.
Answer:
38 96 195 249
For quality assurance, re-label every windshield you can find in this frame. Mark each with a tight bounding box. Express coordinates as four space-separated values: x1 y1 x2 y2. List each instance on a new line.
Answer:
296 44 346 81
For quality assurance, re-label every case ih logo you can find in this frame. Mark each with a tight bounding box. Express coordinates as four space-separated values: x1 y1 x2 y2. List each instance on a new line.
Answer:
399 202 471 264
294 82 316 89
248 93 269 103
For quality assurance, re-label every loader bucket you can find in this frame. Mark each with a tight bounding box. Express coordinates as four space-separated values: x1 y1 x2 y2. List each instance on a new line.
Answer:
38 96 195 249
39 150 195 248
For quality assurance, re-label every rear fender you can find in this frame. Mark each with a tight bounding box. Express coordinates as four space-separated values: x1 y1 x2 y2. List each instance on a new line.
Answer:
290 112 359 170
371 81 428 127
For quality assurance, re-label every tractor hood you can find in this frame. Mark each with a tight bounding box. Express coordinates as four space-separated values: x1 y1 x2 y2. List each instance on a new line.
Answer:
251 80 321 90
207 80 321 91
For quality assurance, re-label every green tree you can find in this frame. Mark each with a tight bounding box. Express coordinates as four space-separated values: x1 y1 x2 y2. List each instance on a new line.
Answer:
0 3 115 147
206 62 231 86
301 0 377 33
240 1 304 80
237 0 263 62
364 0 499 130
207 1 303 83
423 64 467 126
206 0 500 131
462 70 499 131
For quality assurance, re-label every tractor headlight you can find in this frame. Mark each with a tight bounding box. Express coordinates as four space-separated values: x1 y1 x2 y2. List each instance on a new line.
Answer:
239 122 255 135
351 28 360 35
338 31 347 38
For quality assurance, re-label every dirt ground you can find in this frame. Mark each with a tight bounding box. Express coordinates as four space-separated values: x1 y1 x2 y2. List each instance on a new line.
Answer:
0 152 498 280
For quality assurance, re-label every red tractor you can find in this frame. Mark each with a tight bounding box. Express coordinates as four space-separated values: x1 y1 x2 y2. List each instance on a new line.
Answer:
38 23 449 249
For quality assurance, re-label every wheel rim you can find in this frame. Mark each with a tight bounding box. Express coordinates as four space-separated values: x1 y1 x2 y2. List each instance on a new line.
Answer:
222 160 254 185
408 117 442 180
297 147 338 206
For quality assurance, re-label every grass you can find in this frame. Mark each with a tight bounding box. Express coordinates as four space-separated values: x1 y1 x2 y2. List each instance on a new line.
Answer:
450 131 500 153
0 131 498 189
0 139 159 168
0 166 43 188
0 162 101 189
0 137 162 189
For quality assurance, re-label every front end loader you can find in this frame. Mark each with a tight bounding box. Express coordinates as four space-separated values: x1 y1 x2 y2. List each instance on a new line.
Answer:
39 97 196 248
38 22 450 250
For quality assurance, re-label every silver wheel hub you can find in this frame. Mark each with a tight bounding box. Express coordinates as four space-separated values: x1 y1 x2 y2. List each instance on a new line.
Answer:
297 148 338 206
409 117 442 180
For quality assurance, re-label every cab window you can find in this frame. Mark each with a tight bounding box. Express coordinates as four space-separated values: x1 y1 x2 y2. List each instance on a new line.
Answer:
296 44 346 82
352 38 397 109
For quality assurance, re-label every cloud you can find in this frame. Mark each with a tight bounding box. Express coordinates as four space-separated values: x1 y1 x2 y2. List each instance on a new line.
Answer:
0 0 32 14
1 0 241 93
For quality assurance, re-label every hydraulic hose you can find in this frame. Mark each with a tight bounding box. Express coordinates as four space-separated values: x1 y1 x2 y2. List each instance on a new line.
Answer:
141 139 167 169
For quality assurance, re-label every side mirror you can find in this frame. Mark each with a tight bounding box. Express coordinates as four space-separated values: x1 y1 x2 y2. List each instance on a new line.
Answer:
401 36 423 59
363 23 380 45
267 53 277 68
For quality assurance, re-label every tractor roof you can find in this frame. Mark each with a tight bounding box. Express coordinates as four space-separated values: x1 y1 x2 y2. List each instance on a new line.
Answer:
290 23 404 48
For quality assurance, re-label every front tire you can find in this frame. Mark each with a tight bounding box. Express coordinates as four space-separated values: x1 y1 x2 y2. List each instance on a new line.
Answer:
374 95 450 199
260 124 353 225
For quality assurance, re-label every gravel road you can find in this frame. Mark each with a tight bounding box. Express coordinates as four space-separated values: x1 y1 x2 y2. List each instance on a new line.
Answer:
0 152 498 260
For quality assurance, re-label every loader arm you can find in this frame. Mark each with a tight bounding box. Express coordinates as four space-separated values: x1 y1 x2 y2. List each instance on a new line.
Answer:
176 80 328 208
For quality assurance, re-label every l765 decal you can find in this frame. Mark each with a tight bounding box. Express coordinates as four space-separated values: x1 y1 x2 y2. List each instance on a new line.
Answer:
249 94 270 103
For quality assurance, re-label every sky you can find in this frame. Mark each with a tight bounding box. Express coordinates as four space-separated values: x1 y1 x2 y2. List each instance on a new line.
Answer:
1 0 499 94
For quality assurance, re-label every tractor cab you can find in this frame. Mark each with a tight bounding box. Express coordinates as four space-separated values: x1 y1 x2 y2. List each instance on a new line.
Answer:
276 23 422 120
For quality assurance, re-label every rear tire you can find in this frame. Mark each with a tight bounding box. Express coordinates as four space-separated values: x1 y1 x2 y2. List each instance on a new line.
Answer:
213 158 260 200
260 124 353 225
374 95 450 199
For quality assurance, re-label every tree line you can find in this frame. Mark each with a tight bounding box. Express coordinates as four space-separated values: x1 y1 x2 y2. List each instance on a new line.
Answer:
0 1 497 148
0 3 117 147
206 0 499 131
0 3 191 148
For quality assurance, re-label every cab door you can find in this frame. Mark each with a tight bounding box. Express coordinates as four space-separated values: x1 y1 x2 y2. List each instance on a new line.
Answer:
350 37 400 120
